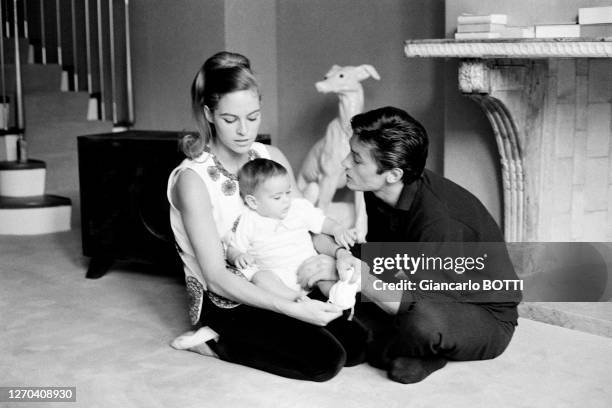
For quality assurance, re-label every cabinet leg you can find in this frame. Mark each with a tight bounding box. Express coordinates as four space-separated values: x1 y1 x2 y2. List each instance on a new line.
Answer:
86 257 114 279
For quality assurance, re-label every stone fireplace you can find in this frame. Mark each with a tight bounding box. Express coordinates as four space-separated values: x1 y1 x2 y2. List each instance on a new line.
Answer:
405 39 612 243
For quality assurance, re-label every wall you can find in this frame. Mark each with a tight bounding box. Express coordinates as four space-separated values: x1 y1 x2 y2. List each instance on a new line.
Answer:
131 0 225 131
276 0 445 177
224 0 278 140
444 0 612 227
129 0 445 178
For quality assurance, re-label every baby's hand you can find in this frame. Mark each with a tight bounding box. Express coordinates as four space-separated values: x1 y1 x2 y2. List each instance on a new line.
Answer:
295 291 310 303
333 226 358 249
235 253 254 269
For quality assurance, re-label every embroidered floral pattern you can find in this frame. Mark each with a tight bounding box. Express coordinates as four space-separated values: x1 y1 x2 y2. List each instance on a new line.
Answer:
231 215 242 233
201 145 261 196
221 179 237 196
206 265 248 309
185 276 204 325
207 166 220 181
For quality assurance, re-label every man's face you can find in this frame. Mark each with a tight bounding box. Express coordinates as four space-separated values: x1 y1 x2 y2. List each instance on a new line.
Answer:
342 137 389 192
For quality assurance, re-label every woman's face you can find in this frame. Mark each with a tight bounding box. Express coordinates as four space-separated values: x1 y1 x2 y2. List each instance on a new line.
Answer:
342 136 388 192
206 89 261 155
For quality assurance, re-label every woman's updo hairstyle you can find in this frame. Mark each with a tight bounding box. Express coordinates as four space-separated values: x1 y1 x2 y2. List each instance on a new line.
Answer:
181 51 260 159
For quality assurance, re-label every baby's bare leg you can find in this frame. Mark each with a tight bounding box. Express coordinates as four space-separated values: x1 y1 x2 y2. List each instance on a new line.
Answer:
252 270 303 301
316 280 335 297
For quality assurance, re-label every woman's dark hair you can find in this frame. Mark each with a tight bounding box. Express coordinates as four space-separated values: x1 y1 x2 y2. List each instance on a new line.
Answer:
181 51 260 159
238 158 288 198
350 106 428 184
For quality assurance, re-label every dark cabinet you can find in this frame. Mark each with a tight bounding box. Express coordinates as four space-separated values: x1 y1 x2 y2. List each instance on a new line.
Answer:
78 130 270 279
78 131 187 278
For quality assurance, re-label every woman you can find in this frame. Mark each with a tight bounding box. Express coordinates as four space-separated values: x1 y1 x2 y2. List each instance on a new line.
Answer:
167 52 365 381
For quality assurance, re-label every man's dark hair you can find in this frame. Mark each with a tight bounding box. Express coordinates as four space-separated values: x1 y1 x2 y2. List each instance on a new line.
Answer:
350 106 428 184
238 158 288 197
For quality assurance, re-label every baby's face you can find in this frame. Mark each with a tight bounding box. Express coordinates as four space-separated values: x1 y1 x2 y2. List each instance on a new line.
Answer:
251 175 292 219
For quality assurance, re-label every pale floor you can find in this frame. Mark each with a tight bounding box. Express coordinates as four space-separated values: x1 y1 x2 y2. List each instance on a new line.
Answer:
1 229 612 408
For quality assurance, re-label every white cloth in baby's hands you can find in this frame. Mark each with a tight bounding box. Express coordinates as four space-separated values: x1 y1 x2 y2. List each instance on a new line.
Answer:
328 280 359 309
328 266 360 318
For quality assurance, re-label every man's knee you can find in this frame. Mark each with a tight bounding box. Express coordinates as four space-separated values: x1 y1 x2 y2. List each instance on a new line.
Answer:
393 307 445 355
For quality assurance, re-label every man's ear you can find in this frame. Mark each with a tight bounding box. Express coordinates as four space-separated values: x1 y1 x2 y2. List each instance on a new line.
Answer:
204 105 214 123
244 195 258 210
385 168 403 184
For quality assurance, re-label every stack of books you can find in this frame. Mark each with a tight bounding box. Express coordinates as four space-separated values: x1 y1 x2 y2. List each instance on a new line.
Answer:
455 7 612 41
455 14 535 40
579 6 612 38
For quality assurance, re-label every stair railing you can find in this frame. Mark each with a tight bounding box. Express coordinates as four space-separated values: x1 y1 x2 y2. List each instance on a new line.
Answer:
70 0 78 90
12 0 25 161
0 0 135 163
38 0 44 64
96 0 105 121
0 0 7 131
55 0 60 66
124 0 133 125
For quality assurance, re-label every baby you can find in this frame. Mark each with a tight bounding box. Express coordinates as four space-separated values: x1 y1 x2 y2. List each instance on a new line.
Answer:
225 158 359 308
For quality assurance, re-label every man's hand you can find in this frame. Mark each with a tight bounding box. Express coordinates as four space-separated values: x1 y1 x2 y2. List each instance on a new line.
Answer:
296 254 337 290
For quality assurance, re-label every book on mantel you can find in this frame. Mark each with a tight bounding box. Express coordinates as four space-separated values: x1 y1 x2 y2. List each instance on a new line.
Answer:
457 23 506 33
457 14 507 25
535 24 580 38
455 32 501 39
579 6 612 25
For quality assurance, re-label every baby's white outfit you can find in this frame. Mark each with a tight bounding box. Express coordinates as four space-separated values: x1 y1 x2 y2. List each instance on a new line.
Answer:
226 198 326 292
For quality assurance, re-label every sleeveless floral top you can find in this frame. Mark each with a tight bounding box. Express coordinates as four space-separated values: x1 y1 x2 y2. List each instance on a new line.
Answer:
167 142 270 324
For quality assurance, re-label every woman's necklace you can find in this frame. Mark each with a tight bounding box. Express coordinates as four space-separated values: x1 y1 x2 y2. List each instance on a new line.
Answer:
204 145 260 196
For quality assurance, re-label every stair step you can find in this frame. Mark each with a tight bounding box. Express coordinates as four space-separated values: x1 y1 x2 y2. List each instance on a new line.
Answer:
0 193 69 208
0 159 46 197
1 38 30 64
519 302 612 338
26 120 114 155
2 64 63 93
0 194 71 235
24 91 90 124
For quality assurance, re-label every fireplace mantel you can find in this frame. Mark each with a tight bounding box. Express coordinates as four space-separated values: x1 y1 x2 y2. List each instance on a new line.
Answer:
405 38 612 243
405 38 612 58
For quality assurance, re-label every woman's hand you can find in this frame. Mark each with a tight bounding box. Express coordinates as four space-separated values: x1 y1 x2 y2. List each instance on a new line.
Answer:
296 254 337 290
284 297 342 326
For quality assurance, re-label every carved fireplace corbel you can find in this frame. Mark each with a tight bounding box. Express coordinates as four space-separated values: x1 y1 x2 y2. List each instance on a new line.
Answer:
457 59 548 242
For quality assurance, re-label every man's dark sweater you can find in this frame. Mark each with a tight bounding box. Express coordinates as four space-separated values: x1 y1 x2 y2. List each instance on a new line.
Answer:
364 169 521 323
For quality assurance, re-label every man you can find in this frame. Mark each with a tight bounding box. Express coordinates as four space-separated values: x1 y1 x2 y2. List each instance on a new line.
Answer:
306 106 521 384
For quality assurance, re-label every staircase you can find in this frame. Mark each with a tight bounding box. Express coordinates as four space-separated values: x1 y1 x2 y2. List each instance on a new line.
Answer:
0 0 132 235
